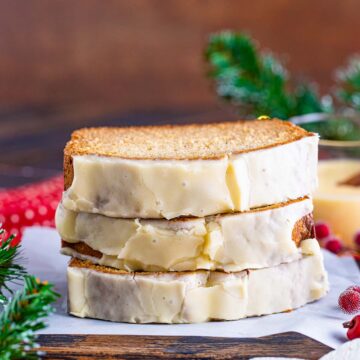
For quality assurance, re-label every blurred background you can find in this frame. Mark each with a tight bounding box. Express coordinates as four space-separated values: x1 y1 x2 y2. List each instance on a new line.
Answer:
1 0 360 188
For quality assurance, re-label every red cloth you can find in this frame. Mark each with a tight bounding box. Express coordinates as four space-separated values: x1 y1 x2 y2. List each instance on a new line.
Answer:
0 175 63 245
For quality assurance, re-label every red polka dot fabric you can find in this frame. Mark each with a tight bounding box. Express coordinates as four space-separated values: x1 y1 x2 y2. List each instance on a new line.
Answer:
0 175 63 245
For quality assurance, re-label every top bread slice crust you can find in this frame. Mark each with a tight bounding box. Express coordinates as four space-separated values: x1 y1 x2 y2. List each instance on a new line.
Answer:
63 119 314 189
64 119 313 160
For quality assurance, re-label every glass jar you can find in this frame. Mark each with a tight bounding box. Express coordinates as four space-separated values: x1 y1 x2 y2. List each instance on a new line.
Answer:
292 113 360 249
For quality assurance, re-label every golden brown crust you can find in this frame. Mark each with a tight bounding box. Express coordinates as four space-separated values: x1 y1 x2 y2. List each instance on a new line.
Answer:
292 213 315 246
63 214 314 264
68 257 208 277
63 119 314 190
209 197 309 220
64 154 74 191
164 196 310 222
62 240 102 258
69 257 132 275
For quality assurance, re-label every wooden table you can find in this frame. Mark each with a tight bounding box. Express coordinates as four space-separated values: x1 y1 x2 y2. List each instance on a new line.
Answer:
38 332 332 359
1 105 354 358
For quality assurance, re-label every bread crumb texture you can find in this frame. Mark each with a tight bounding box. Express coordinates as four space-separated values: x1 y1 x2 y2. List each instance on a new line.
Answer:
64 119 313 160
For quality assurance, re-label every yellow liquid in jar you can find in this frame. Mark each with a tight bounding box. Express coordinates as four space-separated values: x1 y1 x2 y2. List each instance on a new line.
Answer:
314 159 360 248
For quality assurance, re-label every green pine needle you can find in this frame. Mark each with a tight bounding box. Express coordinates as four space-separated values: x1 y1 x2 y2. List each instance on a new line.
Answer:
0 226 60 359
0 229 27 303
336 56 360 110
205 31 329 119
0 276 60 360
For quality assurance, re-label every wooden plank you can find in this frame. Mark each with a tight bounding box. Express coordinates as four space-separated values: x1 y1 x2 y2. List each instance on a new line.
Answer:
38 332 332 359
0 1 360 112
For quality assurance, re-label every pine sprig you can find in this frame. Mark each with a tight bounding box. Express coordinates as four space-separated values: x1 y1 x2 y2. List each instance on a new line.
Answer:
0 229 27 303
0 276 60 360
205 31 329 119
336 55 360 111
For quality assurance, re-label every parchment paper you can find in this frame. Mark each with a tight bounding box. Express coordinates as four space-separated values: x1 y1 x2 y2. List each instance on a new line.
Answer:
19 227 360 348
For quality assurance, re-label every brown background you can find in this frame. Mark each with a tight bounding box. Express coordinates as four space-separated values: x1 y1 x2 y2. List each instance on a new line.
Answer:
1 0 360 187
1 0 360 112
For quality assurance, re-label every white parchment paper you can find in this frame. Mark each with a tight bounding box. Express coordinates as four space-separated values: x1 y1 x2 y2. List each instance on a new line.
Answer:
19 227 360 349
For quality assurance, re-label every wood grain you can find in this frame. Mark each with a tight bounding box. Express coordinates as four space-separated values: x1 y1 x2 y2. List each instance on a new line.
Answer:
0 0 359 113
38 332 332 359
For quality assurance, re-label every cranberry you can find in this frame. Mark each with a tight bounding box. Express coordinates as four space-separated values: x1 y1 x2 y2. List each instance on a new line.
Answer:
315 222 331 240
325 237 343 254
354 231 360 248
338 289 360 314
343 315 360 340
347 285 360 294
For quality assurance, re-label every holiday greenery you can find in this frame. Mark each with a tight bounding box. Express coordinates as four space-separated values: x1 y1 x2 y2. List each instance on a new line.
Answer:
0 230 26 303
205 31 329 118
336 56 360 111
0 277 59 360
205 31 360 140
0 228 59 359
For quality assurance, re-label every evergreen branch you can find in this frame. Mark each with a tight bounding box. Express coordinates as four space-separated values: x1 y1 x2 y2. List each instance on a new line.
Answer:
0 229 27 303
335 55 360 111
205 31 329 119
0 276 60 360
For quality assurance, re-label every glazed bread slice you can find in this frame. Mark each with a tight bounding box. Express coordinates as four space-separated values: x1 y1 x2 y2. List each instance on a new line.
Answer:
62 119 318 219
67 239 328 324
58 197 315 272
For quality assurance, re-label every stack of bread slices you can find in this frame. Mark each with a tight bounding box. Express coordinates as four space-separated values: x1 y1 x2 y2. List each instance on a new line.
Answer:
55 119 328 323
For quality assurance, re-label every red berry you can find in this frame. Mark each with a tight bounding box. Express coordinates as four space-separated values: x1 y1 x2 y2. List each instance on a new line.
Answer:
343 315 360 340
354 231 360 248
338 290 360 314
347 285 360 294
315 222 331 240
325 237 343 254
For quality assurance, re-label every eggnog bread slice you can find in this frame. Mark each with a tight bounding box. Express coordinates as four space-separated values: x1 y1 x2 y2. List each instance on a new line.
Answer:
67 239 328 324
58 197 315 272
62 119 318 219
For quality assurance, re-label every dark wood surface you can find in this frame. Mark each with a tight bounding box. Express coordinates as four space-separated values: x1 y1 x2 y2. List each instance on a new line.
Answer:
38 332 332 359
1 0 360 113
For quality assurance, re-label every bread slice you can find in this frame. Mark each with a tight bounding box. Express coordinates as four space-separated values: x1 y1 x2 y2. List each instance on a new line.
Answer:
57 197 314 272
62 119 318 219
64 119 312 165
67 239 328 324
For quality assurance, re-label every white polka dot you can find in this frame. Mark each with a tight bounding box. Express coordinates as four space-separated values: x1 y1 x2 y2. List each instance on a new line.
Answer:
38 206 48 216
10 214 20 224
43 220 51 227
25 209 35 220
0 214 5 224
